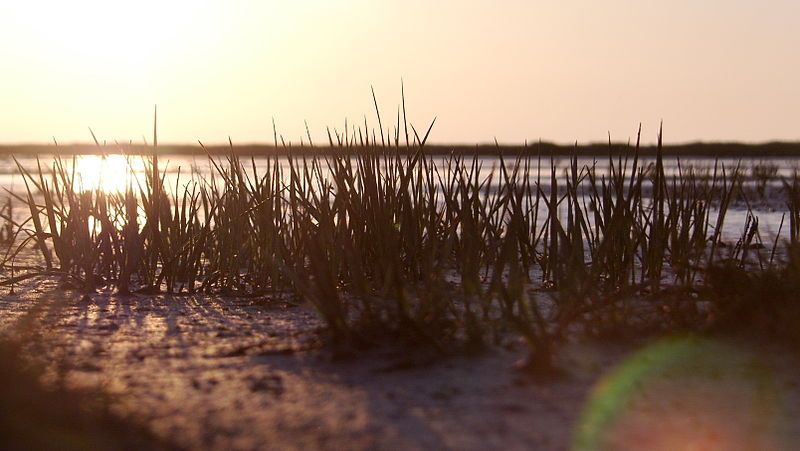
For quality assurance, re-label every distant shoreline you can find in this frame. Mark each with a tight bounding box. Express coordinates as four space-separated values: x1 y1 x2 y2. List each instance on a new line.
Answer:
2 142 800 157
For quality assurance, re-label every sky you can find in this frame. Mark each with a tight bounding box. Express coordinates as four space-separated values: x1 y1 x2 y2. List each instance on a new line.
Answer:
0 0 798 145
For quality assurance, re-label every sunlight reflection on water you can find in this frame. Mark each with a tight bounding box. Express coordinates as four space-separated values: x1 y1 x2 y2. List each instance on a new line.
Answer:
72 155 146 193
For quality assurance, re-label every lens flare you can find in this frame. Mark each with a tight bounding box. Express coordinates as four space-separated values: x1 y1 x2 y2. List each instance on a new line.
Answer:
573 337 786 451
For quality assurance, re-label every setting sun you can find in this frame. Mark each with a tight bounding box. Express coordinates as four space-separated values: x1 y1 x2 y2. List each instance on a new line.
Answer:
2 1 798 144
1 2 800 450
10 1 214 74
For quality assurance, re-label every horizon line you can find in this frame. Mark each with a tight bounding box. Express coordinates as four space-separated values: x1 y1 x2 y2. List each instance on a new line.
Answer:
1 139 799 148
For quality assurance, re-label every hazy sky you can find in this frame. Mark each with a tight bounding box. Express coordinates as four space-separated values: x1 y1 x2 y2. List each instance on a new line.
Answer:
1 0 798 145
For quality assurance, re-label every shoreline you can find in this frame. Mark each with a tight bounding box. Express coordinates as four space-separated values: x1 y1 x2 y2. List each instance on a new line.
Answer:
2 142 800 157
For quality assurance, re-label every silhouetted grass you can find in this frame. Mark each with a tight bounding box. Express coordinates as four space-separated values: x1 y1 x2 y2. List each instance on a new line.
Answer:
3 108 800 369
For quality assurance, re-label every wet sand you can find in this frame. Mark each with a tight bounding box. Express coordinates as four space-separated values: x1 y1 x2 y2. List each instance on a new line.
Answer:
1 280 799 450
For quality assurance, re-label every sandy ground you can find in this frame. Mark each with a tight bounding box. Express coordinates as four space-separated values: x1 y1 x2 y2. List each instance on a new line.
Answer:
1 279 799 450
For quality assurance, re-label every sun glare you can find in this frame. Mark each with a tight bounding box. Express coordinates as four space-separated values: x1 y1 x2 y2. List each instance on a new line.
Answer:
11 1 214 79
73 155 143 193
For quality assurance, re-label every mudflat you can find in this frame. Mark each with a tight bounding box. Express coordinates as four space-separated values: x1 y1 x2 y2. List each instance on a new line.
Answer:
2 281 799 450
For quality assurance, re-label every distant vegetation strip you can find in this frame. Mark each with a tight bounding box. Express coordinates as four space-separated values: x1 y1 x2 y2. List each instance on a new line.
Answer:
3 141 800 157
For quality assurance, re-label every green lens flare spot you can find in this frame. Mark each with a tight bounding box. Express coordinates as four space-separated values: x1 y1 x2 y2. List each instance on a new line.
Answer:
572 336 786 451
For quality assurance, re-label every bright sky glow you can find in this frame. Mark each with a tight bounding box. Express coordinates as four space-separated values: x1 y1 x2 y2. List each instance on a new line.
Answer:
0 0 798 144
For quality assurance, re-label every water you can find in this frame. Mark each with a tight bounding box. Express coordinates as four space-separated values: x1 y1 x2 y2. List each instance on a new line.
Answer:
1 153 795 241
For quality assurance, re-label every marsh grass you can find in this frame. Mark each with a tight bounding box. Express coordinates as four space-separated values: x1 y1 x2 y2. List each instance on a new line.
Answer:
4 107 800 367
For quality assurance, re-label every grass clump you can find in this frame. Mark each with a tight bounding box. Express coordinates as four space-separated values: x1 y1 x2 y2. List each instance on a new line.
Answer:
3 100 800 369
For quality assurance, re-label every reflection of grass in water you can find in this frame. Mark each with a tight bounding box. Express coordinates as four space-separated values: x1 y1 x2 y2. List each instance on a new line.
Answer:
572 337 783 451
0 339 172 451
